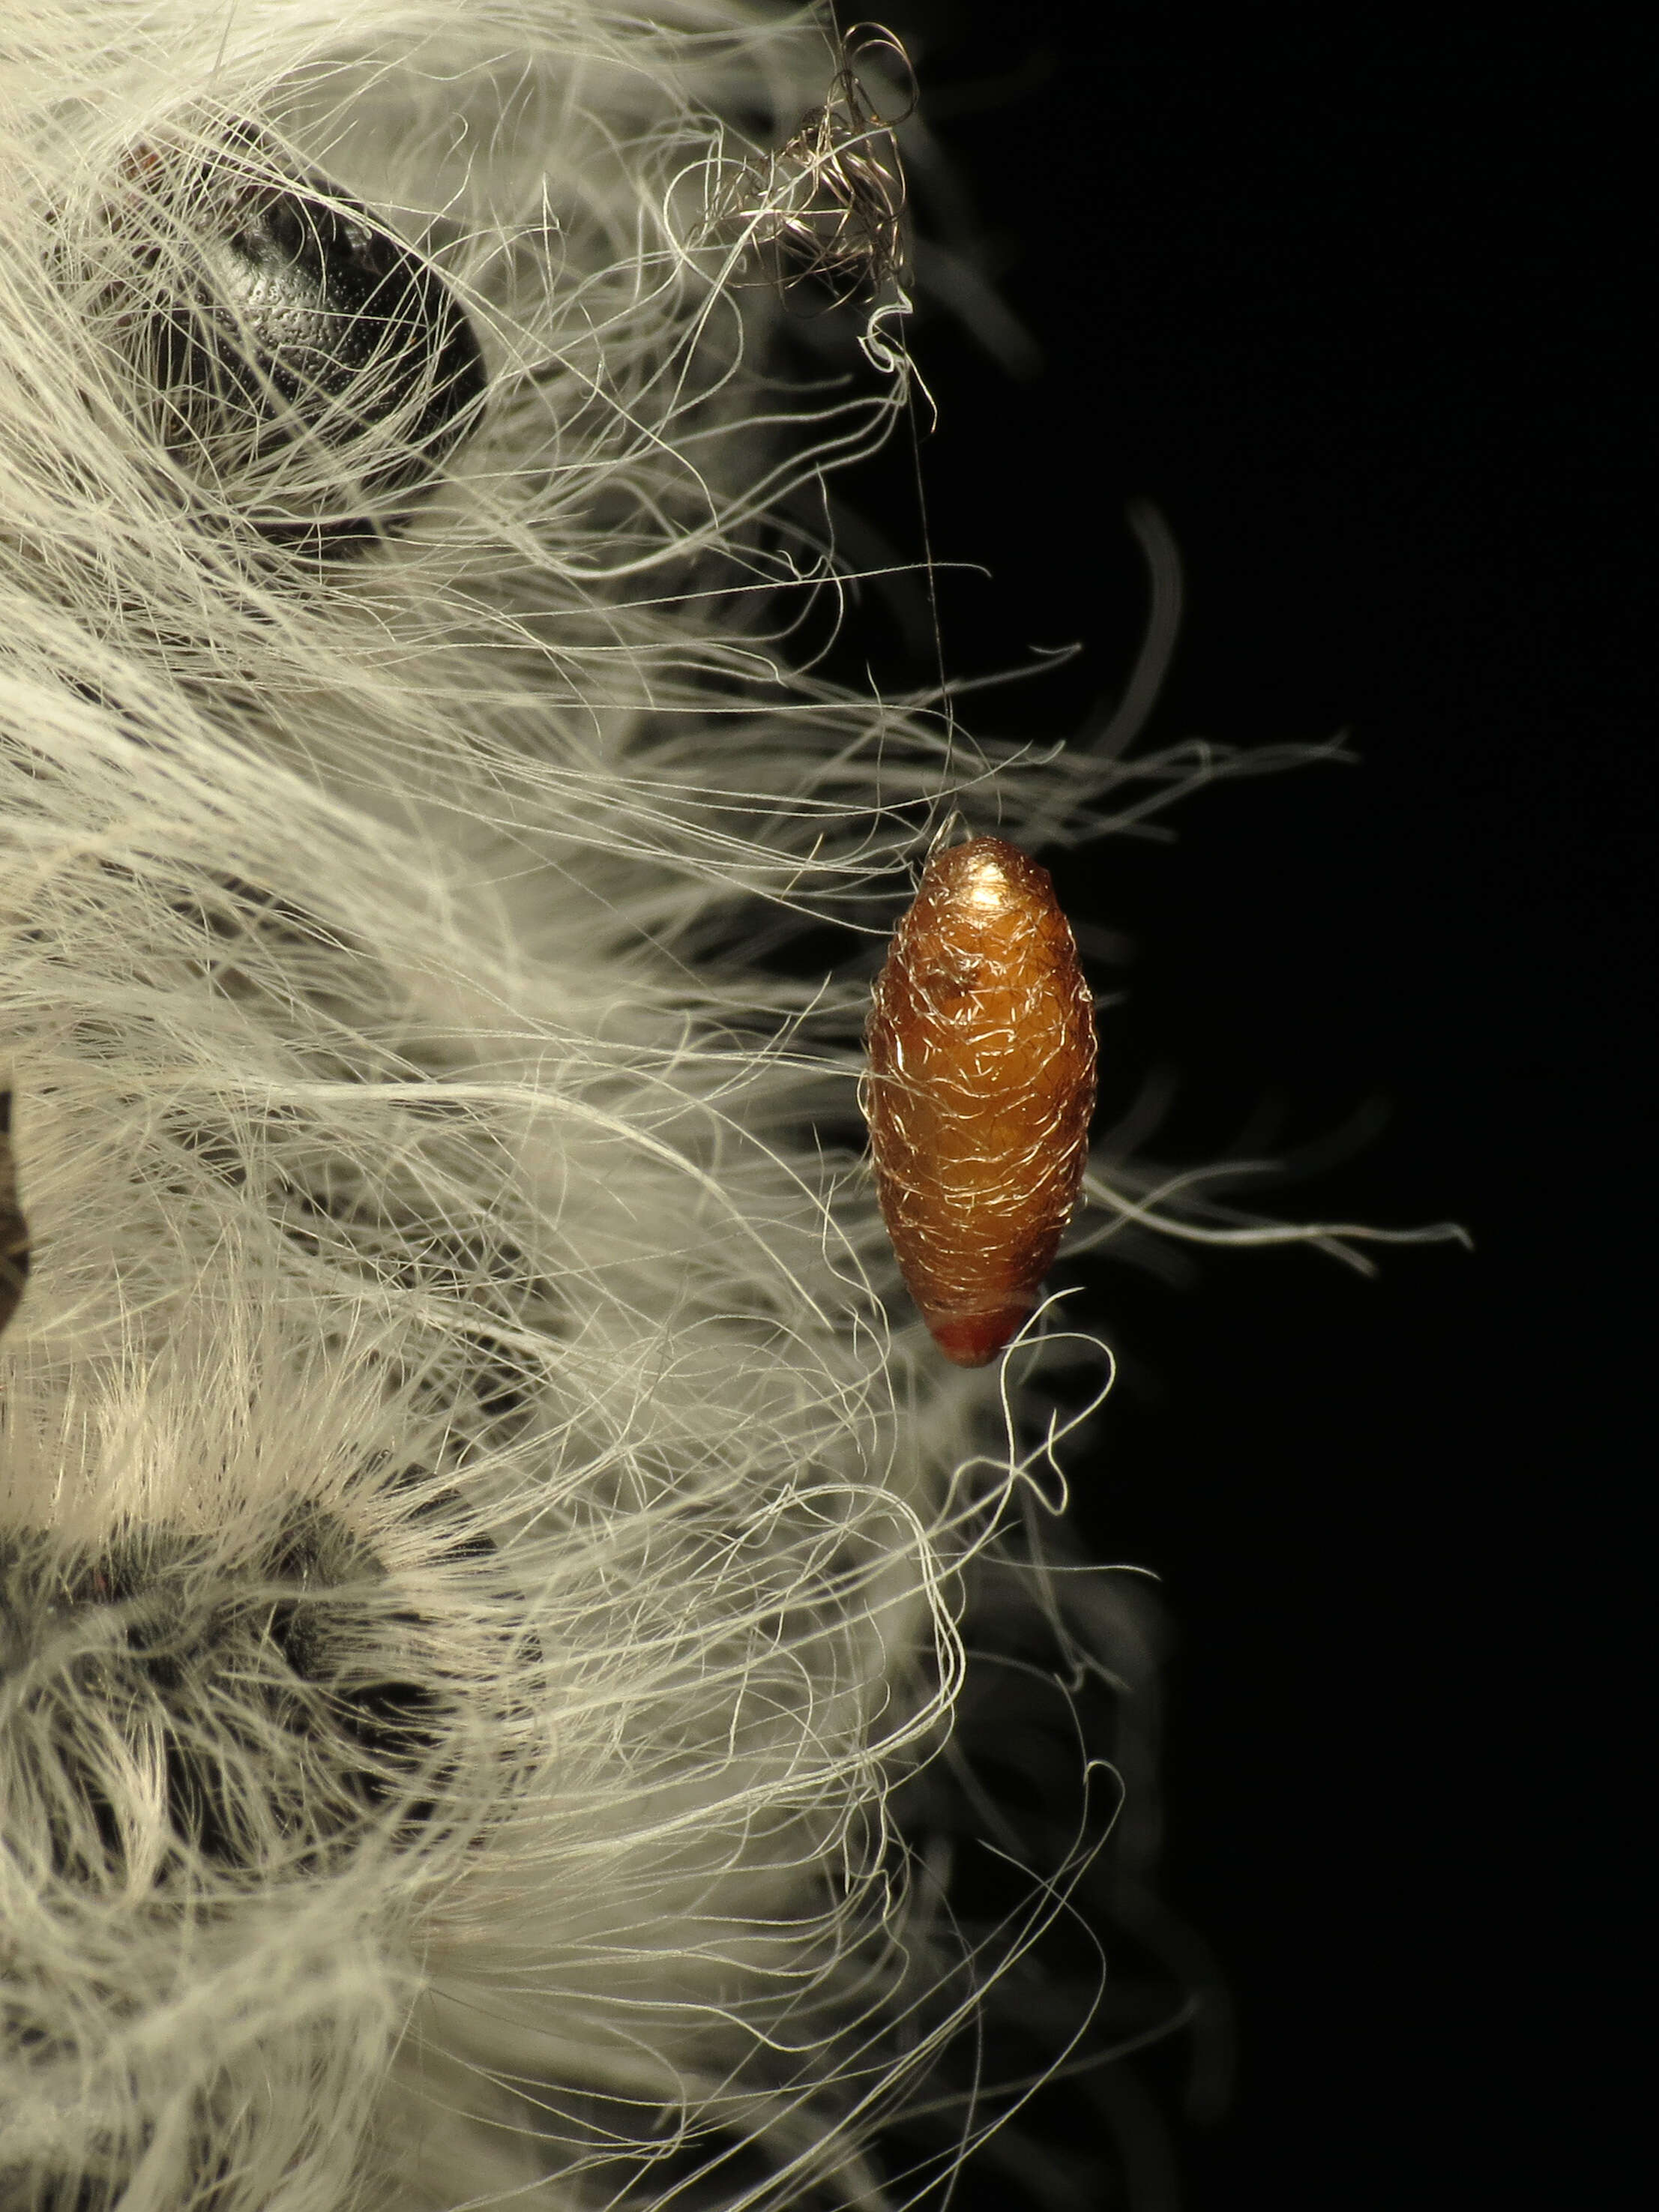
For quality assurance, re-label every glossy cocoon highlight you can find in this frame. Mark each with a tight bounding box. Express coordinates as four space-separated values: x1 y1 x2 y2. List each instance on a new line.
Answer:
864 839 1098 1363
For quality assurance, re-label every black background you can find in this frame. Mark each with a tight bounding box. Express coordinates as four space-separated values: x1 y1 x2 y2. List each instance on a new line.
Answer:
839 4 1644 2204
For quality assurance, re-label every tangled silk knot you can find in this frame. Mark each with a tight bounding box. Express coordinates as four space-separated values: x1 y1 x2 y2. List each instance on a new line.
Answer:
0 4 1424 2207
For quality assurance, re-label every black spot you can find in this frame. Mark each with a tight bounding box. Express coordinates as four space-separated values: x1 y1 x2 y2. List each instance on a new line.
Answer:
121 131 486 553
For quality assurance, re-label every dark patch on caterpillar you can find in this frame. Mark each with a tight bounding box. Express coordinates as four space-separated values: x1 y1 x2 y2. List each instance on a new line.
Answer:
0 1088 28 1344
85 126 486 556
0 1507 472 1884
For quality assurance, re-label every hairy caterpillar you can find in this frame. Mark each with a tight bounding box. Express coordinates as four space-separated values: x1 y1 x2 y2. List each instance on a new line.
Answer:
0 4 1441 2208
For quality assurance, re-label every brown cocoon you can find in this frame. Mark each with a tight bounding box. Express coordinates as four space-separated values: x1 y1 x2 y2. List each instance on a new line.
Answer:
864 838 1098 1364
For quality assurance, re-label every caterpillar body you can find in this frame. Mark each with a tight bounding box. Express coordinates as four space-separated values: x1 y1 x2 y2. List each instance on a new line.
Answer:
0 3 1343 2206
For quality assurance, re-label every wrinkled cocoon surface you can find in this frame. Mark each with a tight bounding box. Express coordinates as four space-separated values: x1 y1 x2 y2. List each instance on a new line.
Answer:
864 840 1098 1366
0 5 1221 2208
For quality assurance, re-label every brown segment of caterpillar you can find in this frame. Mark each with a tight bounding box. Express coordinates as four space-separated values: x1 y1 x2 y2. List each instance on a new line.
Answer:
863 838 1098 1365
0 1088 28 1343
